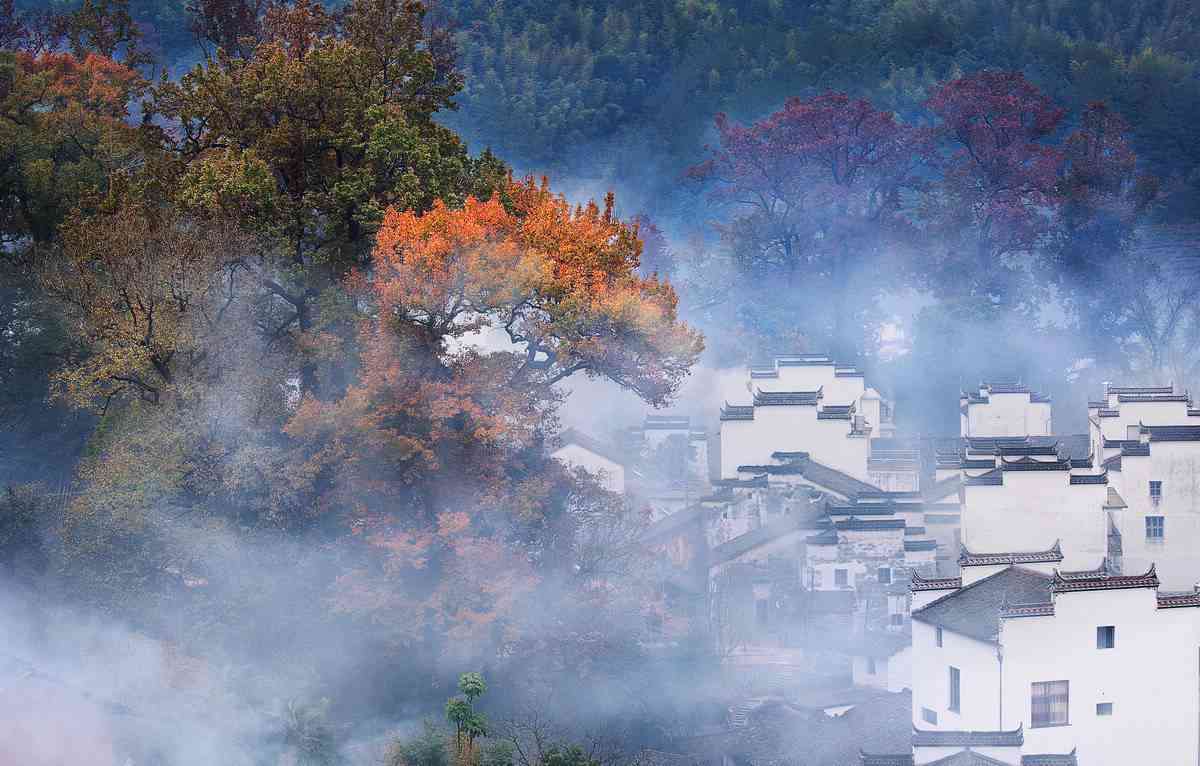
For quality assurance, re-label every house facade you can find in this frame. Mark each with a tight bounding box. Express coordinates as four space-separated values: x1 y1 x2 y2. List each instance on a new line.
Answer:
719 354 894 481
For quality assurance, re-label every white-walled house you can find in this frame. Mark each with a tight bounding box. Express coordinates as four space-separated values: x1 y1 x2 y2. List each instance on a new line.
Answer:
1087 385 1200 590
719 354 895 481
958 436 1108 571
551 428 628 494
960 383 1053 438
870 541 1200 766
848 631 912 693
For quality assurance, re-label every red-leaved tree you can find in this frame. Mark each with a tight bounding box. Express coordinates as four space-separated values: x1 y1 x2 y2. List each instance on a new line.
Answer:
688 93 928 358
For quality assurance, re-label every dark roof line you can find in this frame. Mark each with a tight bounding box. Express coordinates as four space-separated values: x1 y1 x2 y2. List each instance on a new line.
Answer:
960 541 1063 567
555 428 629 467
1142 424 1200 442
753 388 823 406
911 572 961 591
1118 393 1190 403
904 538 938 552
911 724 1024 746
1107 385 1173 394
965 469 1003 486
1052 564 1159 593
834 517 906 531
1158 592 1200 609
1000 456 1072 471
719 403 754 421
1069 471 1108 485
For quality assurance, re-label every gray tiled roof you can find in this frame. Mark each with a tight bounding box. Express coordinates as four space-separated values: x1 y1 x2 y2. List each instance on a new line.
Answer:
753 389 823 406
1021 753 1078 766
1143 425 1200 441
924 752 1012 766
912 568 1052 642
1052 564 1158 593
904 539 938 552
960 542 1062 567
911 724 1024 746
720 403 755 421
911 572 961 591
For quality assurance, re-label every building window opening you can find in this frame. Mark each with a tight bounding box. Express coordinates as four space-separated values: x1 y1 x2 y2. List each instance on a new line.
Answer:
1146 515 1165 542
1097 626 1115 649
1031 680 1070 728
948 666 961 712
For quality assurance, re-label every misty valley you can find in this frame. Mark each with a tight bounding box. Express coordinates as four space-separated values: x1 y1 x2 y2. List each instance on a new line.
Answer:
4 1 1200 764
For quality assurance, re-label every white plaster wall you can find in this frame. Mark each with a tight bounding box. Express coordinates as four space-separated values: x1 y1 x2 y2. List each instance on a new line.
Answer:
853 655 889 690
911 618 1002 731
1000 588 1200 766
1111 443 1200 589
720 405 870 480
719 419 757 478
1112 401 1190 427
889 644 913 692
962 473 1107 569
966 393 1052 437
552 444 625 493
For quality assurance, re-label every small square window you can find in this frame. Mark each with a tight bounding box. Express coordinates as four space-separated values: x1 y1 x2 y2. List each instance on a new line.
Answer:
878 566 892 584
1150 480 1163 504
1097 626 1115 649
921 707 938 725
1147 516 1165 541
835 568 848 586
1097 702 1113 716
936 626 944 647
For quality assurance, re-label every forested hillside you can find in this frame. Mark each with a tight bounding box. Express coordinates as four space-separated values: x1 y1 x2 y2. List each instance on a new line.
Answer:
4 1 1200 763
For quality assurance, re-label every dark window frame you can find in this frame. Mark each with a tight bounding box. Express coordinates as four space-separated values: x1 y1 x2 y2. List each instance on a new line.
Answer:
948 666 961 712
1097 625 1115 649
1146 515 1165 542
1031 680 1070 728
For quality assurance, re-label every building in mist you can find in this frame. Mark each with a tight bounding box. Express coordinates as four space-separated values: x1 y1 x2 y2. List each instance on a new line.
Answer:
956 382 1200 590
959 383 1053 438
718 354 894 482
866 542 1200 766
1088 384 1200 589
625 414 712 519
551 427 630 494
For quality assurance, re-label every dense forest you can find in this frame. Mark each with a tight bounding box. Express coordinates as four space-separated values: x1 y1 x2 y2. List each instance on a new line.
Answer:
3 0 1200 764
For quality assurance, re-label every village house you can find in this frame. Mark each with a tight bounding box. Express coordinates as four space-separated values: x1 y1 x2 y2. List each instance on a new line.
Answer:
862 539 1200 766
1088 384 1200 590
960 383 1053 438
551 427 630 494
719 354 894 481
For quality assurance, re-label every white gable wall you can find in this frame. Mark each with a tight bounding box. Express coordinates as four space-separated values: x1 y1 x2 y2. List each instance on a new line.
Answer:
1111 442 1200 589
552 444 625 494
966 393 1052 437
911 617 1001 732
962 473 1107 569
1000 587 1200 766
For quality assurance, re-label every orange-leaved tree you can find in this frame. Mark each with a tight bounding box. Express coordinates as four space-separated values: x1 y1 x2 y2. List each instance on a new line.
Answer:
285 176 702 657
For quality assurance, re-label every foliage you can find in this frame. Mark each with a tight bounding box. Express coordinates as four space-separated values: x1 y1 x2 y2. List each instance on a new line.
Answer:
688 92 928 356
